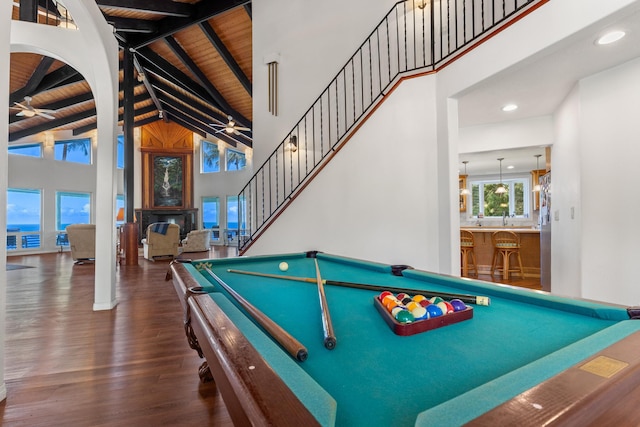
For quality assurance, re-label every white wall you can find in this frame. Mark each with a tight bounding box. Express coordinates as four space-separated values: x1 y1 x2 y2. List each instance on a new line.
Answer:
252 0 395 167
579 58 640 304
248 76 441 270
458 116 554 154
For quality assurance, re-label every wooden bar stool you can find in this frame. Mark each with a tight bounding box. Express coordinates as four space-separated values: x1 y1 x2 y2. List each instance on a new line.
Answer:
460 230 477 277
491 231 525 280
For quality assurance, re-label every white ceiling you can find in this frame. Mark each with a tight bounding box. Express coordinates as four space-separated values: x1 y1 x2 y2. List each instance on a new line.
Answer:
456 3 640 175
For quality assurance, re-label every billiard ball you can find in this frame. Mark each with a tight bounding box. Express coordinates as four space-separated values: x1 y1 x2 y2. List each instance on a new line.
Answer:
401 297 413 305
278 262 289 271
426 304 443 318
450 299 467 312
406 301 419 312
429 296 444 304
437 301 454 314
379 291 393 301
418 299 431 308
396 293 409 301
412 294 427 303
411 305 428 320
395 309 415 324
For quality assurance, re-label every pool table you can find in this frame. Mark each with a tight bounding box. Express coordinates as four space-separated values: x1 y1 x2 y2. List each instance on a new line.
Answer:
170 251 640 426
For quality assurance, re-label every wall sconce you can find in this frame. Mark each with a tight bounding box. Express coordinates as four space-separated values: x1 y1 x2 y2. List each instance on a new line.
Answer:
416 0 427 9
287 135 298 152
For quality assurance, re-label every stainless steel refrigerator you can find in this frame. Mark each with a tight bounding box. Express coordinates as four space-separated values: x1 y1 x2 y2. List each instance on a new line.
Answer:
539 173 551 292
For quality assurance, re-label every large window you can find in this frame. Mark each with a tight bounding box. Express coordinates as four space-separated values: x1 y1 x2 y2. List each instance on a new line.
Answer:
226 149 246 171
7 188 42 250
202 140 220 173
9 143 42 157
202 196 220 228
54 138 91 164
56 191 91 230
117 135 124 169
471 178 529 218
226 195 246 230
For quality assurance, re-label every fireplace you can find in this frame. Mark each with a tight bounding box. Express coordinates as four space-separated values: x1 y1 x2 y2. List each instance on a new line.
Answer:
136 209 198 242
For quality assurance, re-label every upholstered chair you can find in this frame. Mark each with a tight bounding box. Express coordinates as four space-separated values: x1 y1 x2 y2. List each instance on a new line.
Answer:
66 224 96 264
181 229 211 253
142 223 180 261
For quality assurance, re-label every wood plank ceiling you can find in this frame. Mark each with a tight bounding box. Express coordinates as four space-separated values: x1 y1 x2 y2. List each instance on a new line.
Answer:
8 0 253 148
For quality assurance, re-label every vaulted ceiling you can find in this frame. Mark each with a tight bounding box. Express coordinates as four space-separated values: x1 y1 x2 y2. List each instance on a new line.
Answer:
9 0 253 148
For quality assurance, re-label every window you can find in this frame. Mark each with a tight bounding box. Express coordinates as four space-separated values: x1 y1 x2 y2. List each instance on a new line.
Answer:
226 195 246 230
54 138 91 164
9 143 42 157
116 194 124 225
471 178 529 217
56 191 91 230
202 196 220 228
226 149 246 171
117 135 124 169
202 140 220 173
7 188 42 250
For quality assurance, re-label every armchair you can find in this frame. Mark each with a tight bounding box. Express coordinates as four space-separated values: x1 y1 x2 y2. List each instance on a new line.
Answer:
141 223 180 260
66 224 96 264
181 229 211 253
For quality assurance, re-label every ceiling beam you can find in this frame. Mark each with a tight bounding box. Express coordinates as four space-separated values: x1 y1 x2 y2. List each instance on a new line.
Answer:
133 53 163 115
9 108 97 142
95 0 192 18
159 100 246 148
107 16 158 33
199 21 252 96
161 105 207 138
9 56 55 104
19 0 37 22
149 76 246 135
244 4 252 20
127 0 250 49
72 103 157 135
163 36 234 113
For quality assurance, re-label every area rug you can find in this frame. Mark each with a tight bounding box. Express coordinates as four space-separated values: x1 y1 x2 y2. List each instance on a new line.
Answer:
6 264 34 271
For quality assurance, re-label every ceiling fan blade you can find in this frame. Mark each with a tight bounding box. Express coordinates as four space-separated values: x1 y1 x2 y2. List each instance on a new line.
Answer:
16 111 26 117
14 102 29 110
35 108 56 114
214 128 224 134
38 112 55 120
235 126 250 131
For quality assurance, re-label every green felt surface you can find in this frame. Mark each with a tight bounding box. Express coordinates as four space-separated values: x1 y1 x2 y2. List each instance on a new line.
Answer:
189 253 638 427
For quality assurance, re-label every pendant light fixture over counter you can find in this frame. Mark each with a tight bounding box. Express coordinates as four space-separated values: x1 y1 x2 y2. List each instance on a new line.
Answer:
460 161 471 195
495 158 507 194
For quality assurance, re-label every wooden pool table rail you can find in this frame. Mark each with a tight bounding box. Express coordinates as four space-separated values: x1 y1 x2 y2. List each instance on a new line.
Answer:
171 262 321 427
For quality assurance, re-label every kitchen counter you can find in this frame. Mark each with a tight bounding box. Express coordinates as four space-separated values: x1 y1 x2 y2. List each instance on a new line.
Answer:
461 228 540 278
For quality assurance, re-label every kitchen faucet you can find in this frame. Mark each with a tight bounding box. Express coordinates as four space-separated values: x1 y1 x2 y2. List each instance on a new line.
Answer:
502 211 507 226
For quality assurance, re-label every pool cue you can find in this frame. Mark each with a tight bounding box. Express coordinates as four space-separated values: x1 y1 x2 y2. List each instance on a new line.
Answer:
314 259 337 350
227 268 490 306
202 266 308 362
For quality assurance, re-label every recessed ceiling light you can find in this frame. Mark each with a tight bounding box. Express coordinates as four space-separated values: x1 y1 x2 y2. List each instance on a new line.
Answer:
597 30 626 45
502 104 518 112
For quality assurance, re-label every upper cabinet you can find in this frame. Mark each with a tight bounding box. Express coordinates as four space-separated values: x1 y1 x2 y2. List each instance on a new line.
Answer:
531 169 546 211
459 175 467 212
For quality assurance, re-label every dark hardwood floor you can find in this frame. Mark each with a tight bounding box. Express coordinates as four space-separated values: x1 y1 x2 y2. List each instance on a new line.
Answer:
1 248 236 427
1 247 538 426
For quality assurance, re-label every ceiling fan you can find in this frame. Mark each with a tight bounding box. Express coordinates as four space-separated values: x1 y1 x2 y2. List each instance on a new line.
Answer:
211 115 250 135
11 96 56 120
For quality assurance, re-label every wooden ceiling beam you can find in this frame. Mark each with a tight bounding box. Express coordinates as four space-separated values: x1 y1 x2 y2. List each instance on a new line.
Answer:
107 16 158 34
199 21 252 96
126 0 250 49
161 105 207 138
96 0 192 18
9 56 55 105
9 108 97 142
72 103 157 135
163 36 234 113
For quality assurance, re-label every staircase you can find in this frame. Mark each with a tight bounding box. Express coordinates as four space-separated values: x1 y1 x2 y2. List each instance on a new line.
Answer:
238 0 547 253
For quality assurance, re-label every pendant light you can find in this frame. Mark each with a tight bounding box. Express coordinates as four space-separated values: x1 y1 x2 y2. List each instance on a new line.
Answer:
460 161 471 195
495 158 507 194
532 154 542 192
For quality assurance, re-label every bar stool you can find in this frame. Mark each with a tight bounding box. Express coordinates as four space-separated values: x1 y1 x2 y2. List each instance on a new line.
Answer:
491 231 525 280
460 230 477 277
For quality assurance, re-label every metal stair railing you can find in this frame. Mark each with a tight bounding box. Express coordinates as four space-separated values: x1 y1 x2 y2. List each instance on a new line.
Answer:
238 0 547 252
